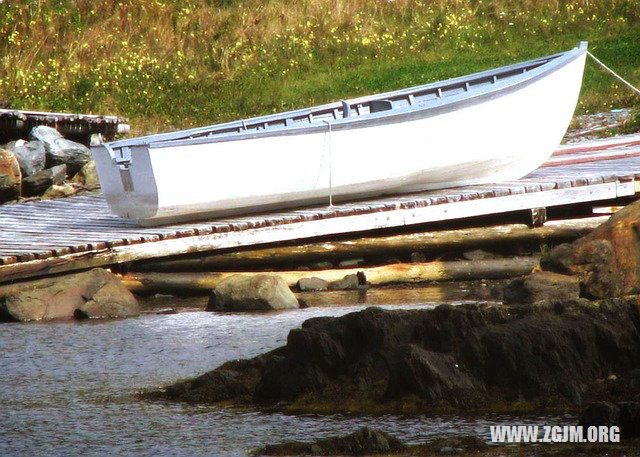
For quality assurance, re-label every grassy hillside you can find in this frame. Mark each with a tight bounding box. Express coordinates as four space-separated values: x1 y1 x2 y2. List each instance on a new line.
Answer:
1 0 639 135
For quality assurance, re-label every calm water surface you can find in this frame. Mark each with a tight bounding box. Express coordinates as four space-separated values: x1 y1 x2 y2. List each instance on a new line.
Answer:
0 304 574 456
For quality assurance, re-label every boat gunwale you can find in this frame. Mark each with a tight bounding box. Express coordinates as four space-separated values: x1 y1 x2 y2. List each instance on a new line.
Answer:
103 43 586 151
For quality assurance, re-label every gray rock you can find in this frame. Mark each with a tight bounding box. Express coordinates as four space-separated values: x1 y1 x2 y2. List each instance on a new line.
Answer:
156 308 178 315
0 269 140 322
410 251 427 263
75 278 140 319
42 182 79 200
337 258 365 268
29 125 91 174
207 274 299 311
0 148 21 202
22 164 67 197
311 261 334 269
328 273 362 290
10 139 46 177
462 249 498 261
71 160 100 188
90 133 104 146
503 270 580 304
297 277 329 291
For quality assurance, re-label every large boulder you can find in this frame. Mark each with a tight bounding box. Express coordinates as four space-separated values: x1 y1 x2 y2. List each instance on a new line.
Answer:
29 126 91 174
0 148 21 202
157 299 640 413
22 164 66 197
0 269 140 322
5 139 46 177
503 270 580 304
207 274 299 311
541 200 640 298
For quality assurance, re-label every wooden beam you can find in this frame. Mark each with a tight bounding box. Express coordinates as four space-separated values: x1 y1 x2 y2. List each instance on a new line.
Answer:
120 257 540 294
132 216 607 271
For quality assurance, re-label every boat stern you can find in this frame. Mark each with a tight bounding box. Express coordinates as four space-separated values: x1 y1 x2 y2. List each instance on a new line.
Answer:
91 144 160 220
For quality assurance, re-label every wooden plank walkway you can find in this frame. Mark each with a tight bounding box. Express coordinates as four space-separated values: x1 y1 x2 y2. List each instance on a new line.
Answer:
0 133 639 283
0 108 128 143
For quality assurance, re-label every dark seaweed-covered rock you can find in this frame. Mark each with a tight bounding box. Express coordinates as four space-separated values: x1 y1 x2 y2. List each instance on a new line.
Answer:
253 427 406 456
503 271 580 304
22 164 66 197
152 298 640 413
541 199 640 298
579 401 640 438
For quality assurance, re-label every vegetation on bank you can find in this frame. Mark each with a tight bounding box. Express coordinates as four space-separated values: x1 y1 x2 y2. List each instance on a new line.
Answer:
1 0 639 135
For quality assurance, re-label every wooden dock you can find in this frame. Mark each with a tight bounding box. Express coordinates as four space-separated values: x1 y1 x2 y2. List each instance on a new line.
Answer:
0 108 129 144
1 134 639 284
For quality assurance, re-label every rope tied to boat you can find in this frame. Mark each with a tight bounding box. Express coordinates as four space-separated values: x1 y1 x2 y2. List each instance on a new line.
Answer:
322 120 334 207
587 51 640 97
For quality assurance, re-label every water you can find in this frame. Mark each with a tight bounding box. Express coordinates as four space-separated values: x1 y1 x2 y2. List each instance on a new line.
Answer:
0 304 574 456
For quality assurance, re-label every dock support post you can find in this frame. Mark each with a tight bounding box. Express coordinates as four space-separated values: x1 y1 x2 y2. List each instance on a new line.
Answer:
529 207 547 227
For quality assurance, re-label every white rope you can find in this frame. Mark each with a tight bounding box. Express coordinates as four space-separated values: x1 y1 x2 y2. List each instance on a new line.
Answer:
587 51 640 96
322 120 334 208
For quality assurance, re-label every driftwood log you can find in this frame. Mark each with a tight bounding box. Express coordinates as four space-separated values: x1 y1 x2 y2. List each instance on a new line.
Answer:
131 217 605 271
121 257 539 294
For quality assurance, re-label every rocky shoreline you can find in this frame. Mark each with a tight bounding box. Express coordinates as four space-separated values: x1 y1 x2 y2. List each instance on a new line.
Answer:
145 298 640 414
0 125 99 203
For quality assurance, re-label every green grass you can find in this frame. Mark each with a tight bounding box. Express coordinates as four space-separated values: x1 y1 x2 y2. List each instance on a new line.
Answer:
0 0 639 136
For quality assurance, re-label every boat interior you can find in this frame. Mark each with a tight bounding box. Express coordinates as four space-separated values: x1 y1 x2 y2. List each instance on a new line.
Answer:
105 49 572 151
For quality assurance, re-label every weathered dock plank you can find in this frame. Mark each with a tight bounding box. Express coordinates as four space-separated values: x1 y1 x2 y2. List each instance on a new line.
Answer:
0 108 129 144
0 134 638 283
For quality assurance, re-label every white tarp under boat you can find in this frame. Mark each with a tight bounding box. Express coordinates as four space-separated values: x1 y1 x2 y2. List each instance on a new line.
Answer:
92 42 588 225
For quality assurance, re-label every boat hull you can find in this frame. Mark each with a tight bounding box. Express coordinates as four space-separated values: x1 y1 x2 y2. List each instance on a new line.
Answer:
93 49 586 225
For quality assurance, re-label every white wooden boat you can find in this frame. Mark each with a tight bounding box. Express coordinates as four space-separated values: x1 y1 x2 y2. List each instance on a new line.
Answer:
92 42 587 225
